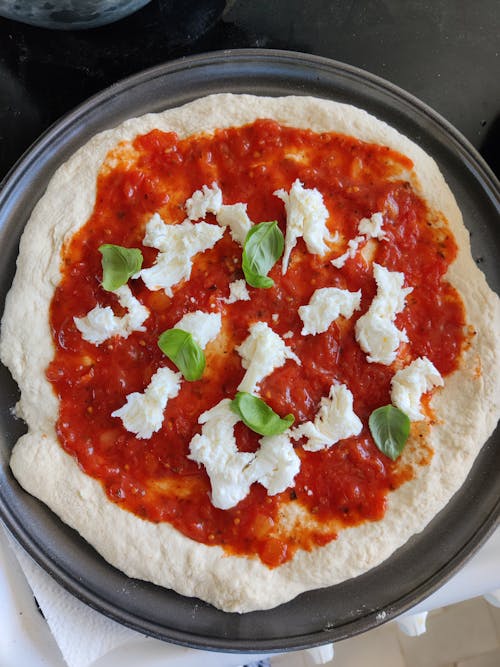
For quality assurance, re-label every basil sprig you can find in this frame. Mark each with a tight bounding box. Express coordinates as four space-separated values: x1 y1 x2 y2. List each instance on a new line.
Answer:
242 221 284 288
99 244 143 291
230 391 294 436
158 329 205 381
368 405 410 461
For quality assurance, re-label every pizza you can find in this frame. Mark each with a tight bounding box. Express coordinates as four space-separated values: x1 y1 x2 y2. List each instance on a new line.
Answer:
1 94 499 613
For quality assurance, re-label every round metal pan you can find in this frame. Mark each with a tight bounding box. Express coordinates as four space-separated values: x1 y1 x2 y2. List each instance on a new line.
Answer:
0 49 499 652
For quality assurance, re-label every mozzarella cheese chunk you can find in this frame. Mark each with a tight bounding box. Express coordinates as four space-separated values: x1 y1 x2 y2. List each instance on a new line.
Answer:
185 182 223 220
173 311 222 349
292 383 362 451
332 238 360 269
237 321 300 394
332 211 386 268
189 399 254 510
299 287 361 336
111 367 182 439
358 212 386 240
216 203 253 246
274 179 333 273
355 263 413 365
223 279 251 304
139 214 223 296
189 400 300 509
248 434 301 496
391 356 443 420
74 285 149 345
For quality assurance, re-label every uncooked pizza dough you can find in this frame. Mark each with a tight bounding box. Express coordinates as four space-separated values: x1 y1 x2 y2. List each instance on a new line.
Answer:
1 95 499 612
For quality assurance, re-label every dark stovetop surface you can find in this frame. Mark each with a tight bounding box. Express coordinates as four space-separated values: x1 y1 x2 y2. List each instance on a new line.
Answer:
0 0 499 182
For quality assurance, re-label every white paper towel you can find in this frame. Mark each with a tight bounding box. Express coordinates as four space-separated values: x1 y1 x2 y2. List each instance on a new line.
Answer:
1 521 143 667
0 521 275 667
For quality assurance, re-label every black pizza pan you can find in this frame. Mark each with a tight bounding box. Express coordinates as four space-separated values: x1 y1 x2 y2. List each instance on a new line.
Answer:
0 50 499 652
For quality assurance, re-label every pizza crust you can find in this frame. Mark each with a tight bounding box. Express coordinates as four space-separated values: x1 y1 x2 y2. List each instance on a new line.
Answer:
1 94 499 612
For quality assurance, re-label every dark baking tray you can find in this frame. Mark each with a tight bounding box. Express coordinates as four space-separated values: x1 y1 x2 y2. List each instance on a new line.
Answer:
0 49 499 652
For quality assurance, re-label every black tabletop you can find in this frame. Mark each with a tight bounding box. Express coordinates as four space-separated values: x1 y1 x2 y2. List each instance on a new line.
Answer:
0 0 499 183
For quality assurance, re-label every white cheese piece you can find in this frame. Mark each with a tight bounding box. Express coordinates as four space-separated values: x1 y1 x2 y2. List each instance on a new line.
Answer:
331 246 357 269
332 211 386 269
292 383 362 451
139 214 224 296
74 307 119 345
74 285 149 345
185 182 223 220
274 179 333 273
188 399 254 510
141 212 171 250
358 211 387 240
237 321 301 394
355 263 413 365
391 356 443 420
173 311 222 349
299 287 361 336
249 433 301 496
189 400 300 509
216 203 253 245
113 285 149 332
111 367 182 439
331 245 356 269
223 279 251 304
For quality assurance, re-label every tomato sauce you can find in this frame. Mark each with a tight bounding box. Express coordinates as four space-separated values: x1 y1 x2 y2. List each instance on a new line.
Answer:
47 120 466 567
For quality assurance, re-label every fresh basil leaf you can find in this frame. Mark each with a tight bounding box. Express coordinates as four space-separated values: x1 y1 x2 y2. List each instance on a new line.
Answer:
369 405 410 461
99 244 143 291
242 221 284 289
230 391 294 436
158 329 205 381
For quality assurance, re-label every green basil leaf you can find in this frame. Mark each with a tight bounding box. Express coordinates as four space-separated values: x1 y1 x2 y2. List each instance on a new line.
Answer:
230 391 294 436
99 244 143 291
368 405 410 461
242 221 284 289
158 329 205 381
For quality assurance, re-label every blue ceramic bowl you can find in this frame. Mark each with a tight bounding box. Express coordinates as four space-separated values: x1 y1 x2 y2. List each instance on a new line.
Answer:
0 0 152 30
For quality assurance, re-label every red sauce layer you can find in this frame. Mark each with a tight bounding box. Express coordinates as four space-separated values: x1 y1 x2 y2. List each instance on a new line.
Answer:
47 120 466 567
